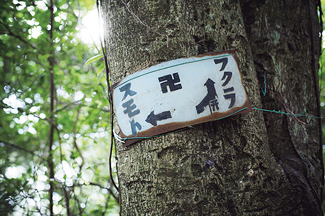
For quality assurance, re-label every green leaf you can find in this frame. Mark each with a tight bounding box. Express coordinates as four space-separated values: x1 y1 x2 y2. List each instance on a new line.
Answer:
83 54 103 69
16 12 23 18
0 1 120 213
97 62 105 77
39 54 50 62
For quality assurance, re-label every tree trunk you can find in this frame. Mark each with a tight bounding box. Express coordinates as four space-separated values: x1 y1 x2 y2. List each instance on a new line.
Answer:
102 0 323 215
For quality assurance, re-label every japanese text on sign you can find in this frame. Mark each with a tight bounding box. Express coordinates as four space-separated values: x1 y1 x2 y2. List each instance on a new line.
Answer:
112 51 251 145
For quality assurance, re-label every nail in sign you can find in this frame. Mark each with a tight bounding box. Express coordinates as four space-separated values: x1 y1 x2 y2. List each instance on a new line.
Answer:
112 51 252 145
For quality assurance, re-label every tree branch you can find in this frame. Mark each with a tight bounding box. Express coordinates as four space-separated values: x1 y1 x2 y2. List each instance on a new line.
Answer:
54 100 83 113
48 0 55 215
62 186 71 216
102 192 111 216
74 182 119 203
96 0 119 193
0 21 40 52
72 109 84 170
0 140 35 155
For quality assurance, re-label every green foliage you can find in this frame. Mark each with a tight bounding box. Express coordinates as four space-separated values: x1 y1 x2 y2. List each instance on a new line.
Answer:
84 53 106 76
84 54 103 68
0 0 118 215
97 62 106 76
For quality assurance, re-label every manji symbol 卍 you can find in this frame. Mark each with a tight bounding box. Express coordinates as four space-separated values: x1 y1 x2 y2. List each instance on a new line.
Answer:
112 51 251 144
158 72 182 93
144 73 183 126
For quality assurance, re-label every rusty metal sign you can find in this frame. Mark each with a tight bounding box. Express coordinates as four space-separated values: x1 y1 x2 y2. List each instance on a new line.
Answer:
112 50 251 145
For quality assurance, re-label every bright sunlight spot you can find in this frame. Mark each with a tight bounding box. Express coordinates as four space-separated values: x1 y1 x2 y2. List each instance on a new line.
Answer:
13 0 26 11
1 1 120 215
77 9 102 45
35 0 48 11
5 166 26 179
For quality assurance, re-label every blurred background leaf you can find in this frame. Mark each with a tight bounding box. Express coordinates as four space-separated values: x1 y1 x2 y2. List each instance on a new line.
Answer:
0 0 118 215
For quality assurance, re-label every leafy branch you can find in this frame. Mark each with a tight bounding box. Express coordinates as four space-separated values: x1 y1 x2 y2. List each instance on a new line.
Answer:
0 21 40 52
0 140 36 155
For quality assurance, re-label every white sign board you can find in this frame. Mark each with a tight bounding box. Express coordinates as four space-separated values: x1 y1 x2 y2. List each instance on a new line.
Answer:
112 51 251 145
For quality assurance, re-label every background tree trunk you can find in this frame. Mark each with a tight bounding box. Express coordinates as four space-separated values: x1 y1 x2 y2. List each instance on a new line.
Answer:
102 0 323 215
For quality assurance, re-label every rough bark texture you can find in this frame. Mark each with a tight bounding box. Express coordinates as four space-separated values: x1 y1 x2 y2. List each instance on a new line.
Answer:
102 0 323 215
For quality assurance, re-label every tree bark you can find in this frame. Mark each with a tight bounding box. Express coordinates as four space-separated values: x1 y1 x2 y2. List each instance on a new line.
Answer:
102 0 323 215
48 0 55 215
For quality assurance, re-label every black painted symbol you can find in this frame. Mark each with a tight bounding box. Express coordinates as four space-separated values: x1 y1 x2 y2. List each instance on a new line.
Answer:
119 83 137 101
214 58 228 71
221 72 232 86
158 72 182 93
209 99 219 113
214 56 236 109
122 99 140 118
130 119 141 136
223 87 234 94
196 78 218 114
146 110 172 126
224 93 236 109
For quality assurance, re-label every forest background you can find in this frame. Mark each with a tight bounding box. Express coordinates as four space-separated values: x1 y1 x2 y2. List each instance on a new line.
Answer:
0 0 325 215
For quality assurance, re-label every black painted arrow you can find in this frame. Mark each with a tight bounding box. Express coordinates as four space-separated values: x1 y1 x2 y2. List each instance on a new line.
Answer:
196 78 218 114
146 110 172 126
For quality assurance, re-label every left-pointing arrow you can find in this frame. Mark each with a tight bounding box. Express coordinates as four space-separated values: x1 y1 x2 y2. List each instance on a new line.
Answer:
145 110 172 126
